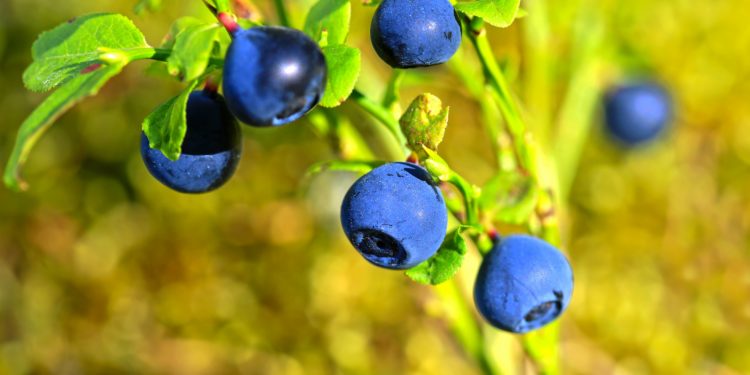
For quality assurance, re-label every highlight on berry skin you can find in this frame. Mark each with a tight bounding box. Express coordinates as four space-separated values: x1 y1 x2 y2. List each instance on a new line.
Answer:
222 26 327 127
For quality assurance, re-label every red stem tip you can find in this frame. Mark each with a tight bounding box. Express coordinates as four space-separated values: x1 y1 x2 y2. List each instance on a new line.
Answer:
218 12 240 35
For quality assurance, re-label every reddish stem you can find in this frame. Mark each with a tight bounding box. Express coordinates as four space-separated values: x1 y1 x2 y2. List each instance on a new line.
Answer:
204 78 219 94
406 153 419 164
80 63 102 74
218 12 240 35
487 228 500 243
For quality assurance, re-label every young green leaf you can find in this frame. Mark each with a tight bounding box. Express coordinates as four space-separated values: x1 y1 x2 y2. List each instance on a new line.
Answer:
480 171 539 225
159 17 205 49
454 0 521 28
406 228 469 285
422 147 451 182
141 81 200 161
399 94 449 159
304 0 351 46
167 23 221 82
320 45 361 108
4 61 129 191
23 13 148 92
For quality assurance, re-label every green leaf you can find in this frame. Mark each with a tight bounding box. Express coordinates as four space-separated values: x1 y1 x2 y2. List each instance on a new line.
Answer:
320 45 361 108
399 94 449 159
141 81 200 160
23 13 148 92
167 23 221 82
134 0 163 14
422 147 451 182
159 17 204 49
4 61 128 191
406 228 469 285
304 0 351 46
480 171 539 225
454 0 522 28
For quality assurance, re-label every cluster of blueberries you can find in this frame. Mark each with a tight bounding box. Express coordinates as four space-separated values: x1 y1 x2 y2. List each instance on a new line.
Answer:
141 0 673 334
141 0 465 193
142 25 327 193
340 162 574 333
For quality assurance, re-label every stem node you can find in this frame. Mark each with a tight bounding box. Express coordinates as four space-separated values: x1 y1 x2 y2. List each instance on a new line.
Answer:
218 12 240 35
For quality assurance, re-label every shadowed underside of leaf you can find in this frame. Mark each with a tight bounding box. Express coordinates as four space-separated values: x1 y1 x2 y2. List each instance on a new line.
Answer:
23 13 148 92
4 62 128 191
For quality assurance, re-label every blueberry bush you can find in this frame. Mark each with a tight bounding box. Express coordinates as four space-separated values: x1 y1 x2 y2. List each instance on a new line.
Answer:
1 0 587 373
5 0 724 373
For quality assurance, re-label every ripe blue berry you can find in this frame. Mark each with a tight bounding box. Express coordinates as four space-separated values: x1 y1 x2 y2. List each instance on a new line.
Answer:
604 81 673 145
370 0 462 68
141 91 242 193
340 162 448 269
222 26 327 127
474 235 573 334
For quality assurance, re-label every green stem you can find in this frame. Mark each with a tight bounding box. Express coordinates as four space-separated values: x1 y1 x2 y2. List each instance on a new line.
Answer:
334 90 495 375
435 279 497 375
465 17 563 375
213 0 232 13
553 6 605 201
467 24 524 135
448 173 480 228
448 49 516 172
350 89 408 155
115 47 224 68
523 0 553 145
122 47 170 62
272 0 291 27
382 69 405 116
466 21 537 178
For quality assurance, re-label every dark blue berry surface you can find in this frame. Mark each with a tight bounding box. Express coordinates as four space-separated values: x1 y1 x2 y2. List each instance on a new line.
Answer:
474 235 574 333
340 162 448 269
370 0 461 68
141 91 242 193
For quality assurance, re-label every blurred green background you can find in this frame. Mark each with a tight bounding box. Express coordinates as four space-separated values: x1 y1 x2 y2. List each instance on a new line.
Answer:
1 0 750 374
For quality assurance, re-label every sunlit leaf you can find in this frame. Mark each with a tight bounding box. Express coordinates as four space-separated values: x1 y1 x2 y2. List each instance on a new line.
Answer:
4 61 128 190
23 13 148 92
141 81 200 160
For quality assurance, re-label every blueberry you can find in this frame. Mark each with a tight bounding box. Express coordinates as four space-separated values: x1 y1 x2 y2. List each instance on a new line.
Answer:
474 235 573 333
141 91 242 193
370 0 462 68
604 81 673 145
222 26 327 127
340 162 448 269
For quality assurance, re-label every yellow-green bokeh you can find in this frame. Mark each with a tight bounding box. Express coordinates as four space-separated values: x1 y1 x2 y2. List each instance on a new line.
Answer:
0 0 749 374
